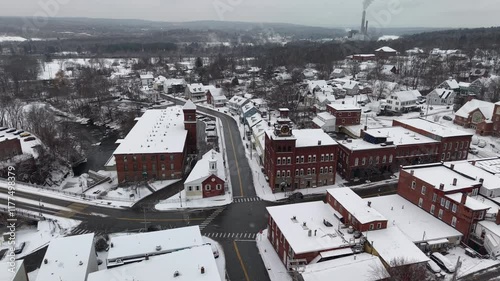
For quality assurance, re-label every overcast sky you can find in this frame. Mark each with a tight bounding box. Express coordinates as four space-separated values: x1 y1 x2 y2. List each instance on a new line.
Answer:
1 0 499 28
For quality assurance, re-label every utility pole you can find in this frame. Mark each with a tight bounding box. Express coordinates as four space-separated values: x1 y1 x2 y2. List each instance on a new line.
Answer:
451 256 461 281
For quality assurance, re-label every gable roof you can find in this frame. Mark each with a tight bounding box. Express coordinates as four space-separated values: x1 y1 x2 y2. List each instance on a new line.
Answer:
185 149 224 184
431 88 455 99
440 79 459 90
393 90 421 102
455 99 495 119
375 46 397 53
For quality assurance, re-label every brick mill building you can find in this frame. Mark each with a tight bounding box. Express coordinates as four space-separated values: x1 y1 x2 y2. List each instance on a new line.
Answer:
0 138 23 161
326 103 361 130
264 109 338 193
114 101 197 184
337 126 439 181
397 164 490 242
393 118 473 161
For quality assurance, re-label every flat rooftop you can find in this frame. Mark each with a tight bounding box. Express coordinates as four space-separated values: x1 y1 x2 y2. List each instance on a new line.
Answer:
338 138 395 151
266 201 358 255
368 195 462 243
444 159 500 192
403 164 480 192
292 129 338 148
107 226 203 266
89 245 221 281
445 193 490 211
364 126 439 146
36 233 95 281
301 253 389 281
113 107 188 155
394 118 473 138
368 228 429 266
328 188 386 224
328 103 361 111
475 158 500 175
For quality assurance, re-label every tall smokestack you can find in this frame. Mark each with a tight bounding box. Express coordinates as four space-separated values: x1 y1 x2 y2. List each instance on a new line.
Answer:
361 10 366 33
365 20 369 35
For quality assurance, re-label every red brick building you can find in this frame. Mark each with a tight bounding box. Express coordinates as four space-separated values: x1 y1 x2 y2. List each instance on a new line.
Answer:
264 110 338 193
0 138 23 161
266 201 360 268
453 99 500 137
337 126 440 181
326 188 388 232
374 46 397 59
393 118 473 161
326 103 361 129
114 101 196 185
397 164 489 242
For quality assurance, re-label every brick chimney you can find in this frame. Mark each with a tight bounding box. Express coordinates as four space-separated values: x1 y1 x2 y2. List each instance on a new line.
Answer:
461 192 467 205
496 210 500 225
452 178 457 186
471 160 476 166
450 164 455 170
439 183 445 191
410 170 414 175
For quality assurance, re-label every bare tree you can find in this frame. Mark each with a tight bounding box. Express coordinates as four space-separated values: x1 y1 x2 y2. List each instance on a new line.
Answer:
371 257 430 281
3 55 40 96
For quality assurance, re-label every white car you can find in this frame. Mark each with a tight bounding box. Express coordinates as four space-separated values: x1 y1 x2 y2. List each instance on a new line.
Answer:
431 252 455 273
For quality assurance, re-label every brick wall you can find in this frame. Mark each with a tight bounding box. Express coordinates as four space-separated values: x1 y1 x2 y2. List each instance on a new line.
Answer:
0 138 23 161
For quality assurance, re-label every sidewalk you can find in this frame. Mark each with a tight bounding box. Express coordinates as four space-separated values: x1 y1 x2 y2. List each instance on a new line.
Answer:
256 229 293 281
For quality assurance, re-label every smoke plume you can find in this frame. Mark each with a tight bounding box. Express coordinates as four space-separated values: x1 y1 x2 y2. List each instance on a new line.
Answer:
363 0 375 9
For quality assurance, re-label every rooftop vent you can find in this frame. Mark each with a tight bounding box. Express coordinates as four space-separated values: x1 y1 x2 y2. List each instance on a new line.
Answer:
453 178 457 186
291 216 298 223
156 245 162 251
174 271 180 278
201 266 205 274
79 261 83 266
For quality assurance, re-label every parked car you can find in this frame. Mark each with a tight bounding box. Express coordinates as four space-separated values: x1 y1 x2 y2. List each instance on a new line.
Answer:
469 148 479 155
442 116 453 121
206 243 219 258
472 138 480 145
13 130 24 135
24 137 36 142
5 129 16 133
0 127 7 132
431 252 455 273
20 132 31 137
426 260 442 274
478 141 487 148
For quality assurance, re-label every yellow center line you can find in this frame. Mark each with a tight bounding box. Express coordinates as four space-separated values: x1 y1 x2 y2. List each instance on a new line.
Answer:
225 119 245 197
116 217 206 222
233 240 251 281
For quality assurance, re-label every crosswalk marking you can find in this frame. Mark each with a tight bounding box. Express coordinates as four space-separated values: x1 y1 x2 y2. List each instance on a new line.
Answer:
56 202 89 219
68 227 103 237
233 197 262 203
199 207 225 230
203 232 257 239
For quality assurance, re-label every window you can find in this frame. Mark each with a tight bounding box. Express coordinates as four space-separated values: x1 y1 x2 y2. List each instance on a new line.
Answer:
142 155 146 161
369 157 373 165
418 198 423 207
300 169 304 176
151 155 156 161
430 204 435 214
307 168 311 175
377 223 382 229
421 186 426 195
355 158 359 166
321 154 325 162
308 155 312 163
452 203 457 213
432 193 437 202
440 198 445 207
382 156 386 163
282 170 286 178
287 170 291 177
444 143 447 150
123 156 128 162
411 181 416 189
447 152 450 159
277 158 281 165
362 158 366 165
451 216 457 227
160 155 165 161
205 185 211 191
369 224 374 230
295 169 299 176
320 168 324 174
478 211 484 220
445 200 450 209
301 156 304 163
216 184 222 190
124 165 128 171
375 156 379 164
458 151 462 159
133 155 137 161
441 153 445 161
276 170 280 177
296 156 300 163
330 154 334 161
389 155 393 163
287 157 291 164
188 186 192 191
312 155 316 162
196 186 200 191
142 164 147 171
438 209 443 219
161 164 166 171
460 142 464 149
329 166 333 173
312 168 316 174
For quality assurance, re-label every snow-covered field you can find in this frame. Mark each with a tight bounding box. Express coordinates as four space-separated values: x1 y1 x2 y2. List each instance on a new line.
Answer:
444 246 500 279
38 58 137 80
0 35 28 42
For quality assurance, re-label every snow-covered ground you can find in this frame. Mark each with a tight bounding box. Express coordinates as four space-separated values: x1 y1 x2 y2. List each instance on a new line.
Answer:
38 58 137 80
378 35 400 41
0 35 28 42
156 190 232 211
443 246 500 279
256 229 292 281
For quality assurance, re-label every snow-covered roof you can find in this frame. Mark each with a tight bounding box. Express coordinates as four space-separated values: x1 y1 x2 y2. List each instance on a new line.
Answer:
332 68 344 74
394 118 473 138
164 78 186 86
107 226 203 267
36 233 95 281
444 159 500 192
246 114 263 128
228 96 249 107
338 139 394 151
431 88 455 99
0 260 25 281
474 158 500 175
89 245 221 281
375 46 397 53
113 108 188 154
364 127 438 146
402 164 481 192
445 193 490 211
301 254 389 281
440 79 460 90
184 100 197 110
140 74 154 80
478 220 500 239
455 99 495 119
292 129 337 148
316 112 336 122
458 82 471 88
187 83 205 93
241 103 257 115
327 103 361 111
184 149 224 185
368 227 429 266
328 188 386 224
266 201 358 254
392 90 421 102
368 195 462 243
207 88 225 97
341 80 359 90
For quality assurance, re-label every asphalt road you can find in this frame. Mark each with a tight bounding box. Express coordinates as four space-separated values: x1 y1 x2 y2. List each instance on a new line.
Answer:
2 96 400 281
